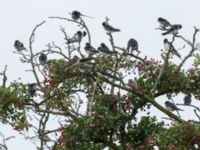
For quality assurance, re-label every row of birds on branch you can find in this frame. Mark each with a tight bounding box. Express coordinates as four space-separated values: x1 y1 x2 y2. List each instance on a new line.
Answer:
165 94 192 111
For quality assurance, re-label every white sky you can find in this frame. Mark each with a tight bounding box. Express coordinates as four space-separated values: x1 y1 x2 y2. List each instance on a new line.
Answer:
1 0 200 149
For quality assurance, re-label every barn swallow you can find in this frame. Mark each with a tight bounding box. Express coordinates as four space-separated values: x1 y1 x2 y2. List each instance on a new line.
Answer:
70 10 93 20
165 101 183 111
39 53 47 65
98 43 117 54
66 31 86 44
183 94 192 105
84 43 99 56
14 40 27 52
102 21 120 33
28 83 36 97
162 24 182 35
158 17 171 30
126 38 140 53
164 39 181 59
128 79 138 90
62 55 80 68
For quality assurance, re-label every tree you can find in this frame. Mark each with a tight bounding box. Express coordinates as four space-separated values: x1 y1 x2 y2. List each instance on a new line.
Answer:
1 12 200 150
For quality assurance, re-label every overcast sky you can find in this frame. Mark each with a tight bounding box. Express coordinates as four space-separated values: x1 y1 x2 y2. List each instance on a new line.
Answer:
1 0 200 149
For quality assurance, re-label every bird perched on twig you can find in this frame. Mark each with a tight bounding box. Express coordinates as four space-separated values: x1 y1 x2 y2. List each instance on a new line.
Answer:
126 38 140 54
84 43 99 56
62 56 80 68
128 79 138 90
162 24 182 35
163 39 181 59
98 43 117 54
66 31 86 44
102 21 120 33
165 101 183 111
183 94 192 105
157 17 171 30
14 40 27 52
39 53 47 65
28 83 37 97
70 10 93 21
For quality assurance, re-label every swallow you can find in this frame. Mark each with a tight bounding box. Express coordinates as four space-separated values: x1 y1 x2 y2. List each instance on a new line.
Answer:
39 53 47 65
128 79 138 90
84 43 99 56
163 39 181 59
102 21 120 33
28 83 36 97
183 94 192 105
126 38 140 53
66 31 86 44
14 40 27 52
70 10 93 21
162 24 182 35
98 43 117 54
158 17 171 30
62 55 80 68
165 101 183 111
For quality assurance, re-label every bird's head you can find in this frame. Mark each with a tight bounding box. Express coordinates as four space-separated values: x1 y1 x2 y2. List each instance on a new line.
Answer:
163 38 168 43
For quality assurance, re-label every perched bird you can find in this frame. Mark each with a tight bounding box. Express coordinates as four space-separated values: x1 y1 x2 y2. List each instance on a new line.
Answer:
98 43 116 54
165 101 183 111
128 79 138 90
183 94 192 105
28 83 36 97
38 53 47 65
163 39 181 59
126 38 140 53
84 43 99 56
79 63 95 73
62 55 80 68
70 10 93 20
14 40 26 52
157 17 171 30
162 24 182 35
66 31 86 44
102 21 120 33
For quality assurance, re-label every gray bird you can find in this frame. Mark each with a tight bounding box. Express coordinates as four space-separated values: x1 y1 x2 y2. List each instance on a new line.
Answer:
102 22 120 33
66 31 86 44
63 55 80 68
28 83 36 97
158 17 171 30
162 24 182 35
14 40 26 52
128 79 138 90
39 53 47 65
79 63 95 73
164 39 181 59
165 101 183 111
126 38 140 53
184 94 192 105
98 43 116 54
71 10 93 20
84 43 99 56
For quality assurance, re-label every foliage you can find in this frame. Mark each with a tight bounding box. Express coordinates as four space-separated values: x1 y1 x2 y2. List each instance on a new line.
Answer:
0 12 200 149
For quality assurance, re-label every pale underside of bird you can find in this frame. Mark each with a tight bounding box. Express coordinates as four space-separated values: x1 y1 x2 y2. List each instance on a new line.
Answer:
102 21 120 33
162 24 182 35
163 39 181 59
165 101 183 111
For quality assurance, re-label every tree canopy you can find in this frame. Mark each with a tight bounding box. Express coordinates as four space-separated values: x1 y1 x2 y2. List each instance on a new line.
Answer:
1 11 200 150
